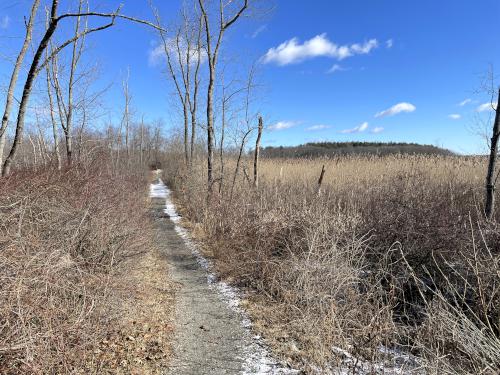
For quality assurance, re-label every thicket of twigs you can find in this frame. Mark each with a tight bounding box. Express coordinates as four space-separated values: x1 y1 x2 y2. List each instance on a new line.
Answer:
164 154 500 374
0 156 153 374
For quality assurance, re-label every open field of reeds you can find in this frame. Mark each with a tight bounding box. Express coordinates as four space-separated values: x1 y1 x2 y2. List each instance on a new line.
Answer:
163 154 500 374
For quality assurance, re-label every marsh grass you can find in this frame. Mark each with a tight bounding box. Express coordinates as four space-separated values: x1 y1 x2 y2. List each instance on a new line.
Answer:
164 154 500 374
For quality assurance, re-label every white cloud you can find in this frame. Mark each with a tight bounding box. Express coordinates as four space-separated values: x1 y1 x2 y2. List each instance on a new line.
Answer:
477 102 498 112
375 102 416 118
459 98 472 106
148 37 207 67
371 126 384 133
448 114 461 120
268 121 298 131
306 124 331 131
261 34 378 66
386 39 393 49
340 122 369 134
358 122 369 132
149 45 164 65
327 64 345 74
0 15 10 29
252 25 267 39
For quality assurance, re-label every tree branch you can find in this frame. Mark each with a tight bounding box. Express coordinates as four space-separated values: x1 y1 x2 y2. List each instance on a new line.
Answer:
223 0 248 30
36 20 116 76
57 12 166 32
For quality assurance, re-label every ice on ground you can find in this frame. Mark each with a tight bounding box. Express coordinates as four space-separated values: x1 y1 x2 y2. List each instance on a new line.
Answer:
149 179 168 198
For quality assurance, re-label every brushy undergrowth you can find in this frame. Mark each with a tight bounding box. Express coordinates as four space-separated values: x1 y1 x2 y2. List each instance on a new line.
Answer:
0 160 153 374
164 154 500 374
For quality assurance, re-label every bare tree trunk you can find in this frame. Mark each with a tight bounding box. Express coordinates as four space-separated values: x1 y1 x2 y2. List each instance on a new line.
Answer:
64 0 86 167
199 0 249 192
206 64 215 191
140 116 145 166
3 1 62 176
190 19 202 165
219 96 226 194
183 102 189 166
190 104 197 164
122 70 131 165
35 115 49 165
317 164 326 196
28 134 38 168
77 103 87 162
46 52 62 170
0 0 40 175
485 89 500 219
253 116 263 188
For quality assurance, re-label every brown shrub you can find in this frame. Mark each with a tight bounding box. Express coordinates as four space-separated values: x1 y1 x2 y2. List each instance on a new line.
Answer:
0 164 152 374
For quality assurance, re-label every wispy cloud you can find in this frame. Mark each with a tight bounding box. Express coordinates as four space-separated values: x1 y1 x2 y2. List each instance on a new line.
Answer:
340 122 369 134
327 64 345 74
268 121 299 131
252 25 267 39
148 38 207 67
458 98 472 106
0 15 10 29
306 124 331 131
385 39 393 49
477 102 497 112
261 34 378 66
371 126 384 133
375 102 416 118
448 114 461 120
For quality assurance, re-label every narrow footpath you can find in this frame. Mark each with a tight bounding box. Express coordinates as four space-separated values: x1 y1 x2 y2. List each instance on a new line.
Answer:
150 175 298 375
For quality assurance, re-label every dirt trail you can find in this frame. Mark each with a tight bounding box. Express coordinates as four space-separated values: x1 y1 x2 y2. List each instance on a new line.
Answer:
150 176 298 375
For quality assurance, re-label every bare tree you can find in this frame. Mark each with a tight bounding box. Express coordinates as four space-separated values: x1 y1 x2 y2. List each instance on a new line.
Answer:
45 49 62 170
2 0 118 175
218 70 247 194
140 115 145 165
151 2 204 168
47 0 88 167
253 115 263 188
1 0 166 176
64 0 86 166
227 64 260 202
122 69 132 164
189 11 203 165
0 0 40 175
198 0 249 191
485 88 500 219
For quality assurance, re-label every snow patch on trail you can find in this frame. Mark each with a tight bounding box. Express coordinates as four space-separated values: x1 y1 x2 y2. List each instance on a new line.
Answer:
150 175 298 375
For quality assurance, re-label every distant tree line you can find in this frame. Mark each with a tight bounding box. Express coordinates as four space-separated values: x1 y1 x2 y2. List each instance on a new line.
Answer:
261 141 454 159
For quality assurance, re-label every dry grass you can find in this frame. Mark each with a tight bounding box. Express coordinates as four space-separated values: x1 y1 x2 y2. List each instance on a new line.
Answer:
163 154 500 374
0 161 174 374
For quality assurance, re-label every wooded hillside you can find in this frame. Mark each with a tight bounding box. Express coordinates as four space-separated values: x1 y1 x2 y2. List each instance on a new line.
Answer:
261 142 454 158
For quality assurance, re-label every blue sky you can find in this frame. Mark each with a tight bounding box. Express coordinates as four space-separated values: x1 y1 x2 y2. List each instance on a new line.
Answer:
1 0 499 154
